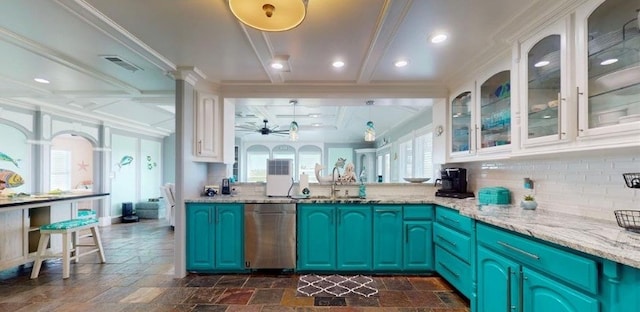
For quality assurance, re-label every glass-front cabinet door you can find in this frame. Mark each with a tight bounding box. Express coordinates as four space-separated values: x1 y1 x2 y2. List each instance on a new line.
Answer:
520 18 571 147
478 70 511 151
450 91 473 156
576 0 640 139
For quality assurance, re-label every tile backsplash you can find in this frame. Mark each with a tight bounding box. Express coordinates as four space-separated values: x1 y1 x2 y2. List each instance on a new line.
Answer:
460 148 639 222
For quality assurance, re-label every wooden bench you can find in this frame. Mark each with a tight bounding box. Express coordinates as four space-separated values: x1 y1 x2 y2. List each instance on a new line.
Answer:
30 218 106 279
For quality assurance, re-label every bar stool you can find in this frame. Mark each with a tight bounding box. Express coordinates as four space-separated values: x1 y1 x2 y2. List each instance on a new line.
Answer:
30 218 106 279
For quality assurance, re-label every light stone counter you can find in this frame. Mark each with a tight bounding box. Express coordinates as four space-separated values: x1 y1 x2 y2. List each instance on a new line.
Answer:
185 194 640 269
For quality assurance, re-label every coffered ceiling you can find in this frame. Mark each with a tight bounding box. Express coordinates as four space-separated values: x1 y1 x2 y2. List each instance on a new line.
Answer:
0 0 571 141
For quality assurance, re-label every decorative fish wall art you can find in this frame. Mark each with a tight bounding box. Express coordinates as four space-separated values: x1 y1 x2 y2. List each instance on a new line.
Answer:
0 169 24 190
116 155 133 169
146 155 157 170
0 152 20 168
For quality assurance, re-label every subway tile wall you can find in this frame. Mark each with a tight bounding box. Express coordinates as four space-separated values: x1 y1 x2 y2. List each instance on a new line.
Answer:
462 148 640 222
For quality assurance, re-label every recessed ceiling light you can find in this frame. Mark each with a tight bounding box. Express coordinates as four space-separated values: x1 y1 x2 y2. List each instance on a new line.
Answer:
311 123 321 127
534 60 550 67
309 113 320 118
542 115 551 119
430 33 448 44
600 58 618 65
332 61 345 68
34 78 50 84
394 60 408 67
271 62 284 70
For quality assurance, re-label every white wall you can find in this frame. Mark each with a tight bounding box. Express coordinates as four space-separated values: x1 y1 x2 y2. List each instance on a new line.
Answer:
461 147 640 221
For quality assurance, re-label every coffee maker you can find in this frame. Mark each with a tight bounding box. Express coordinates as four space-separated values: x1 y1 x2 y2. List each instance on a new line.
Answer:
435 168 475 199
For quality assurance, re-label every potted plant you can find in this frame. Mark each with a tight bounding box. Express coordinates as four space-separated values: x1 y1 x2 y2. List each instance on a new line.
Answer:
520 195 538 210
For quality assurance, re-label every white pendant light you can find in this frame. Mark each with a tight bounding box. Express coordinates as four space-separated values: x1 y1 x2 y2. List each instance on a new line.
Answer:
364 100 376 142
229 0 308 32
289 100 299 141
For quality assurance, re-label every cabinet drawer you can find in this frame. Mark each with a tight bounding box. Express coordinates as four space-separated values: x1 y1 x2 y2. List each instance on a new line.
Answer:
477 223 598 294
435 246 471 299
403 205 433 220
435 207 472 234
433 223 471 263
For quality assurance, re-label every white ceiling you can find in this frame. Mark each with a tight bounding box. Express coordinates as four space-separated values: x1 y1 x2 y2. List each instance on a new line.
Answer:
0 0 568 141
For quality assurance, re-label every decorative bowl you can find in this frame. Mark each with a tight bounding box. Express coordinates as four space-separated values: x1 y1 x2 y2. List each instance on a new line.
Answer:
403 177 431 183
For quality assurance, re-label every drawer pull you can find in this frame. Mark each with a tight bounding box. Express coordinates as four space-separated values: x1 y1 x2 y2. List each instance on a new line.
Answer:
438 261 459 278
440 215 460 224
437 234 457 246
498 241 540 260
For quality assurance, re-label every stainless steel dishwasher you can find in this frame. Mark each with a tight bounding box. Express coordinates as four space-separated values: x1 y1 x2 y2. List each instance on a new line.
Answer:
244 203 296 269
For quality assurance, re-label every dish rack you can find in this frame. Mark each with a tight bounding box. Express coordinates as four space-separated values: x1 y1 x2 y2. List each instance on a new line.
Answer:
623 173 640 188
614 210 640 233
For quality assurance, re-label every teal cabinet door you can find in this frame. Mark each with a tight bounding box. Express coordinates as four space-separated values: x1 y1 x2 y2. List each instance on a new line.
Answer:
297 205 336 270
186 203 215 271
337 206 372 271
373 206 403 271
523 268 599 312
477 246 519 312
403 221 433 271
215 204 243 269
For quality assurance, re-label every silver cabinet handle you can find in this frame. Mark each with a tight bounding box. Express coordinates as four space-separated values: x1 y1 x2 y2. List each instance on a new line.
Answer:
197 140 202 154
498 241 540 260
437 234 457 246
557 92 562 139
577 86 584 133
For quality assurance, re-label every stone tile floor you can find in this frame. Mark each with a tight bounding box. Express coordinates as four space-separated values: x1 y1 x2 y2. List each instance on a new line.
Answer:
0 219 470 311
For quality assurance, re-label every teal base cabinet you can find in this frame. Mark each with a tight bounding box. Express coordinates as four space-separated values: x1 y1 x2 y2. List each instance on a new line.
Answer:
186 203 244 272
373 206 403 270
297 204 336 271
434 206 474 300
403 205 434 271
337 206 372 271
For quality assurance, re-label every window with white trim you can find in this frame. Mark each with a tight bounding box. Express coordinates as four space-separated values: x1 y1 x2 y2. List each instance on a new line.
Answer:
246 145 269 182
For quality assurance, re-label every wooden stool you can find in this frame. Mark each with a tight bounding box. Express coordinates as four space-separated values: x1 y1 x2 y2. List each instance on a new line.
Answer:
30 218 106 279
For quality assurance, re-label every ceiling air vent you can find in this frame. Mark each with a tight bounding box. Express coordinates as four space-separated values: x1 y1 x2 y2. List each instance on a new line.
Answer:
101 55 143 72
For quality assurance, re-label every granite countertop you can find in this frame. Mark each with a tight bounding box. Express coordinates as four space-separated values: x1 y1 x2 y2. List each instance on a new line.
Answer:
185 195 640 269
0 192 110 210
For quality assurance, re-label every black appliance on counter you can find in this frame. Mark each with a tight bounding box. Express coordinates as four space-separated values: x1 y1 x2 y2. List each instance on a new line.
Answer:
435 168 475 199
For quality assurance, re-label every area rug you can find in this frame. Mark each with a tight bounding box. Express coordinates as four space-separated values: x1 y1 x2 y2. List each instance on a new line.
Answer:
296 274 379 298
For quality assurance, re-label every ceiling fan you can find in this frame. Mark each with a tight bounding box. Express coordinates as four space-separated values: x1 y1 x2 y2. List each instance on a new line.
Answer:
236 119 290 136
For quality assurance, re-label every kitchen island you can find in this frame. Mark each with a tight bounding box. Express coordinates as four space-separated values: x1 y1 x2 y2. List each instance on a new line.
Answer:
0 192 109 271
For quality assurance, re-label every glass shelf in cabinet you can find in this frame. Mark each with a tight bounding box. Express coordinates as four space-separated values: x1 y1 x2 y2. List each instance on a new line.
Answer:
481 96 510 109
528 70 561 90
528 106 558 119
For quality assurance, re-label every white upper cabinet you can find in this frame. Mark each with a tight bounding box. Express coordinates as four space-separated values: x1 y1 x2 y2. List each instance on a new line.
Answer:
447 63 513 162
194 91 235 163
575 0 640 144
476 68 512 156
519 17 573 148
449 87 475 159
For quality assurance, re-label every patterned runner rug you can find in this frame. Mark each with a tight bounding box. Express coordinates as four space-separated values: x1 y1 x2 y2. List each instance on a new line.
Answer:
296 274 379 298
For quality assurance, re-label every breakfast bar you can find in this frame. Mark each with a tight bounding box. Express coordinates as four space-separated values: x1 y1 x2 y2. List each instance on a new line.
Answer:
0 192 109 271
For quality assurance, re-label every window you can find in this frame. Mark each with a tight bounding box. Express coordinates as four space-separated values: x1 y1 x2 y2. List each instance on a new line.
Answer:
398 137 413 179
246 145 270 182
414 131 434 179
397 126 434 181
51 150 71 190
299 145 322 183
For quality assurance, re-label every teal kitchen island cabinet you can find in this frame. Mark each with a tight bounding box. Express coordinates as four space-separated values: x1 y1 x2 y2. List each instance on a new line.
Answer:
297 204 372 271
186 203 244 272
